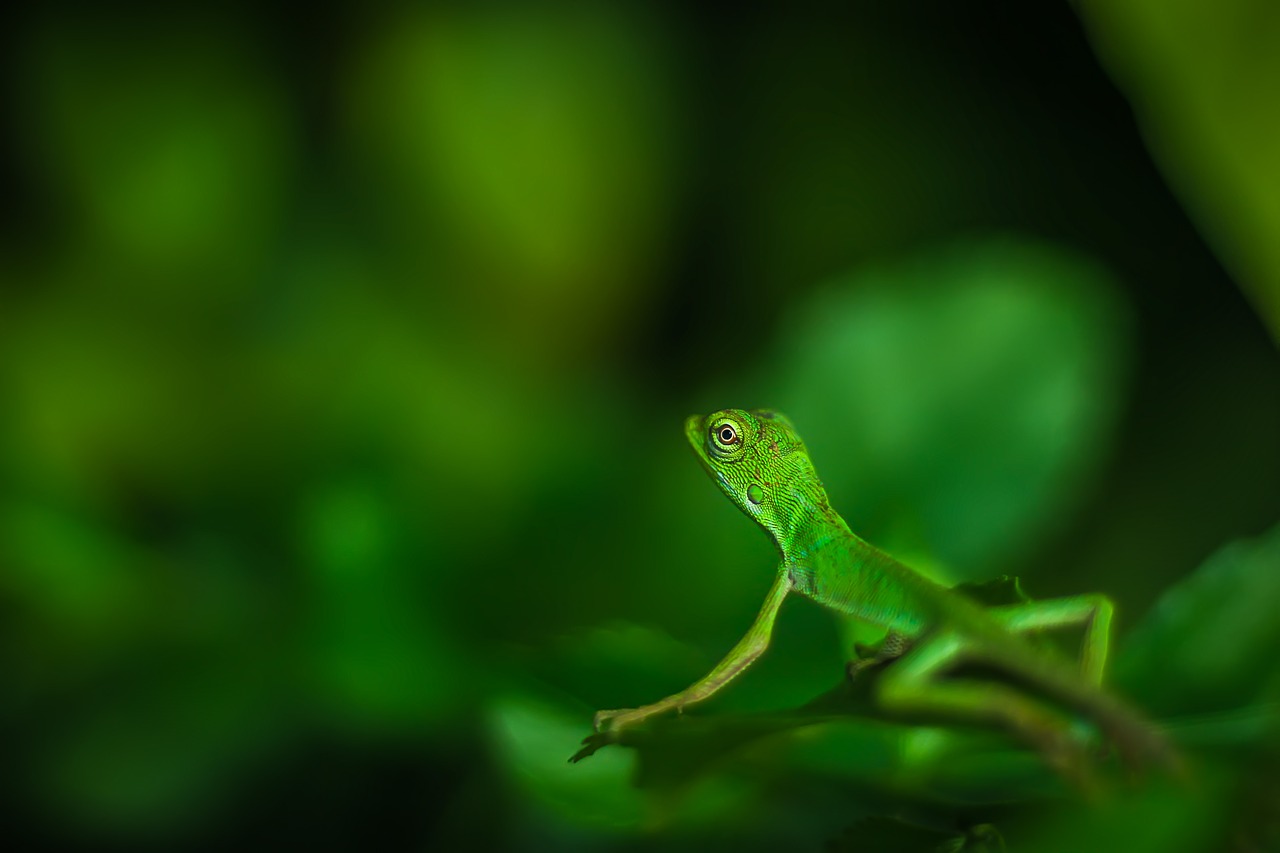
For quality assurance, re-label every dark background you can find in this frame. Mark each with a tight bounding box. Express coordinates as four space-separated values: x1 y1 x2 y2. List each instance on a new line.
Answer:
2 1 1278 850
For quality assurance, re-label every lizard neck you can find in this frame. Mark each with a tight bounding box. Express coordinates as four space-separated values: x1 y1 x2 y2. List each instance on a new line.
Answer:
771 489 853 569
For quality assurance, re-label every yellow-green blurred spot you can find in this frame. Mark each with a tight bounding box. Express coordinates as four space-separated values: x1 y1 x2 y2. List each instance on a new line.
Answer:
347 4 678 359
1079 0 1280 340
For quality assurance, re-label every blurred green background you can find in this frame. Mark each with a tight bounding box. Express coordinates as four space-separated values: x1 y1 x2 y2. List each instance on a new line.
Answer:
2 1 1278 850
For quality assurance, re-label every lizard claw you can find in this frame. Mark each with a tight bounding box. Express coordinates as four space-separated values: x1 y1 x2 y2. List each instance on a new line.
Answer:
569 730 613 763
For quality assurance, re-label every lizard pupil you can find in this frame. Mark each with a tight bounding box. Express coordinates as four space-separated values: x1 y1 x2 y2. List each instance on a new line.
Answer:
718 425 737 444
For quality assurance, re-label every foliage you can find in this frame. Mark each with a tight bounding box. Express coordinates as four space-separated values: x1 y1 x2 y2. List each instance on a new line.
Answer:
0 2 1277 851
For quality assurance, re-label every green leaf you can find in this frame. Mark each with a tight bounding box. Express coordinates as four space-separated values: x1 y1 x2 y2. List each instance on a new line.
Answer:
757 238 1131 579
828 817 1005 853
17 16 291 277
32 663 287 836
488 693 648 832
1115 523 1280 719
571 659 1064 806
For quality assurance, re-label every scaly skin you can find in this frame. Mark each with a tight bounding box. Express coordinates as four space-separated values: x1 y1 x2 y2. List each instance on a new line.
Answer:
592 408 1178 777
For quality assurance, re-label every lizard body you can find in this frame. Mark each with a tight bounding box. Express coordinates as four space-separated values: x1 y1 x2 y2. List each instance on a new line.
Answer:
591 408 1175 775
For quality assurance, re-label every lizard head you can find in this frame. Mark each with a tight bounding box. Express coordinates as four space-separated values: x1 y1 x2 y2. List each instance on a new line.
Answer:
684 408 828 548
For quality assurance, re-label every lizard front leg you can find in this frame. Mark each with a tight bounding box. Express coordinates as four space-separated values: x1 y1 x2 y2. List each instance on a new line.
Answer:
593 570 791 734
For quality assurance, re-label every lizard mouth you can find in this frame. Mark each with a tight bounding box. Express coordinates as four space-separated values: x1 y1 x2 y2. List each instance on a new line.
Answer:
684 414 711 467
685 413 734 492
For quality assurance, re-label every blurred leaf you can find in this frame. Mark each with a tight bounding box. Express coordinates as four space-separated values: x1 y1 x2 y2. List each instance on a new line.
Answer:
1115 522 1280 719
544 621 711 717
16 13 292 281
488 693 647 831
828 817 1005 853
34 663 287 838
572 654 1064 806
1011 771 1226 853
1079 0 1280 339
299 482 466 731
756 238 1131 578
0 501 147 634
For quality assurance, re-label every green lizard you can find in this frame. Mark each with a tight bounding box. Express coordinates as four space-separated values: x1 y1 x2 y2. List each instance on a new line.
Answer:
591 408 1176 776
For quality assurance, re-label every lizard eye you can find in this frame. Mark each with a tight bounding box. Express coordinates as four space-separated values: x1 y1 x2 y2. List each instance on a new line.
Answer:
705 412 748 460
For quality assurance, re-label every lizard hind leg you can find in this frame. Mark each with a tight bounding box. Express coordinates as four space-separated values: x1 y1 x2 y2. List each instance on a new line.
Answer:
990 596 1182 776
988 594 1113 686
874 630 1094 783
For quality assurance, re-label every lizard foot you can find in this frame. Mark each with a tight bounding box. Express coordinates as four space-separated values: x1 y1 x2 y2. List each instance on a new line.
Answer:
569 708 642 764
592 703 673 734
592 707 632 733
571 703 676 764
